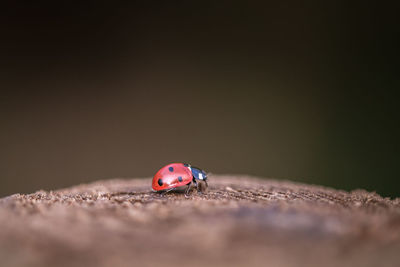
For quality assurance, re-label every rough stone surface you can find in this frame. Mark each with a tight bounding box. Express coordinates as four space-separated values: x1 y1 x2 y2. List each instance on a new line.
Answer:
1 175 399 267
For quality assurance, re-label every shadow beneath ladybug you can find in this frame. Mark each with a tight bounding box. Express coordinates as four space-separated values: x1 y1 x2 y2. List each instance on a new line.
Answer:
155 181 208 198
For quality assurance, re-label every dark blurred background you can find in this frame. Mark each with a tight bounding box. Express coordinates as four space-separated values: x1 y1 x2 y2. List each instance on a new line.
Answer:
0 1 398 197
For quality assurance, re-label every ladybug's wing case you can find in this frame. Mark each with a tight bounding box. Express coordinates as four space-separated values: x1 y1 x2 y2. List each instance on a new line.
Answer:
152 163 193 191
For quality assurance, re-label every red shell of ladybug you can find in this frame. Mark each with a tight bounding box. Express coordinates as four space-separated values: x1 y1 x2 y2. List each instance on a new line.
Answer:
152 163 193 191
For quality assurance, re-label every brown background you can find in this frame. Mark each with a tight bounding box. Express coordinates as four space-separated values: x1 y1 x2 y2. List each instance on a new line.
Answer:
0 1 399 197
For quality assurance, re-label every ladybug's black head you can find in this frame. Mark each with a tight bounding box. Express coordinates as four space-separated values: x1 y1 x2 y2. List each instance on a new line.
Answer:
190 166 207 181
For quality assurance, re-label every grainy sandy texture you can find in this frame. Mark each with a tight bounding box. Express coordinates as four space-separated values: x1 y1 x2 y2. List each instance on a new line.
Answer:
1 175 400 267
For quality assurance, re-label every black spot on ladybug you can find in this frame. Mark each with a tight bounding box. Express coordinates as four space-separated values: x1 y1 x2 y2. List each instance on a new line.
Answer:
169 167 174 172
183 163 189 167
178 176 183 182
158 179 163 186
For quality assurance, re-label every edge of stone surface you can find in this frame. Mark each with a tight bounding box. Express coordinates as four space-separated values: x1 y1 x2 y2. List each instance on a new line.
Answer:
1 175 398 204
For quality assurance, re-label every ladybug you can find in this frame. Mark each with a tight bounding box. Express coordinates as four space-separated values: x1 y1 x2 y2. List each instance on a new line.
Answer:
152 163 208 195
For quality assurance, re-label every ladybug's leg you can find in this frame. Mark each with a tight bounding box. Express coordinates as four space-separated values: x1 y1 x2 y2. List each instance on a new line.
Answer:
195 180 201 193
160 188 175 196
196 180 208 193
184 181 194 197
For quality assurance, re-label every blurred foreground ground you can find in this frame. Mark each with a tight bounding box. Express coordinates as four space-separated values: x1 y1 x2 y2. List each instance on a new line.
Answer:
1 175 400 267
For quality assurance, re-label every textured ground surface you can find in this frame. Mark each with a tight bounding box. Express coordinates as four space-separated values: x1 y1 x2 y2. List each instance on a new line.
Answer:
1 175 400 267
